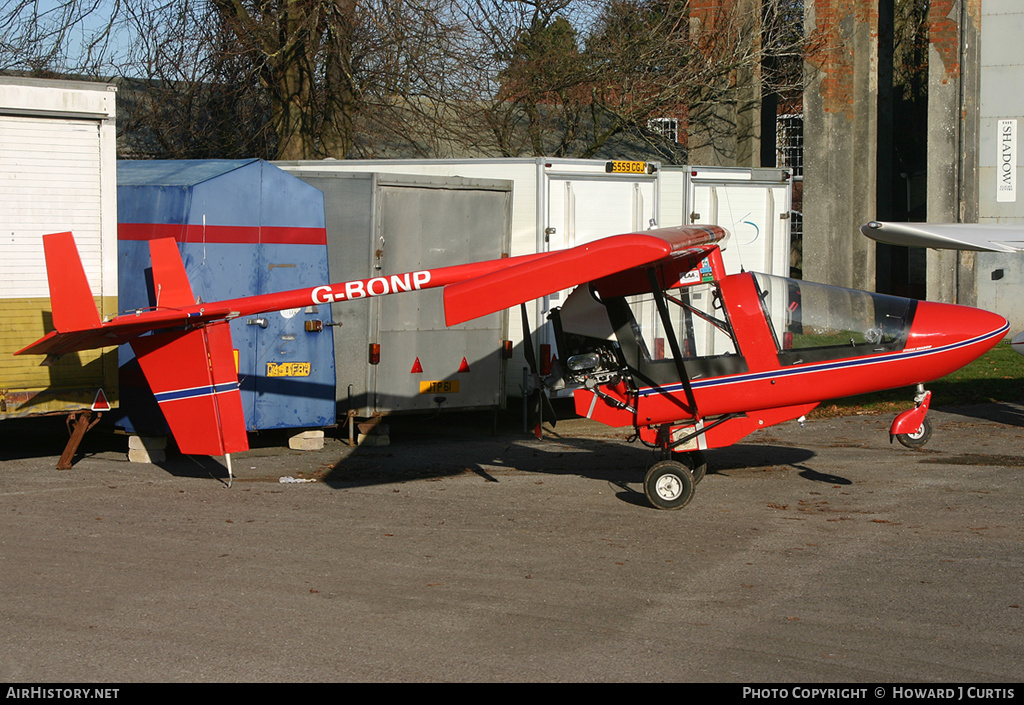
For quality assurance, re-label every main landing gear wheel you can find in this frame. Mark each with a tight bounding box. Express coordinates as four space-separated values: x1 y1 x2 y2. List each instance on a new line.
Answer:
644 460 696 510
896 416 932 449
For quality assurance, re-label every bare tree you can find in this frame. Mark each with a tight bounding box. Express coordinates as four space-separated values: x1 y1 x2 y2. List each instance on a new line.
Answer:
205 0 469 159
0 0 123 74
113 1 274 158
588 0 808 164
446 0 807 163
2 0 464 159
440 0 599 158
1 0 807 163
0 0 275 157
205 0 356 159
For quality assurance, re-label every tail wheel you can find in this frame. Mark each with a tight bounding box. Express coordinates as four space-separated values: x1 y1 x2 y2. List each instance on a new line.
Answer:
896 416 932 448
644 460 696 510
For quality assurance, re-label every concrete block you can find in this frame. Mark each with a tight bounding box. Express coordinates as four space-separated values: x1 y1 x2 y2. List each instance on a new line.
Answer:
128 447 166 464
289 429 325 451
127 435 167 463
128 434 167 450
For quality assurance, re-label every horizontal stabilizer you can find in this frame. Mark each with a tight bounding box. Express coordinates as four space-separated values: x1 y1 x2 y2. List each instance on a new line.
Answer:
130 321 248 456
16 301 237 357
443 226 727 326
861 221 1024 253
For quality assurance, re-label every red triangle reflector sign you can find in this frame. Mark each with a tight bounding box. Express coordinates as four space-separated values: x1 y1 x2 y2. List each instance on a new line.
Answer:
458 357 471 373
91 388 111 412
411 358 423 374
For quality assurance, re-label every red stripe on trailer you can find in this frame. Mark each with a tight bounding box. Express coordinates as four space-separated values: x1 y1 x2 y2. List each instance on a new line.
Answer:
118 222 327 246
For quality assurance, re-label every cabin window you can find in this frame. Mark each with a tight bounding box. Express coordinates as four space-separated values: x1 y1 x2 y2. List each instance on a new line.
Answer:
752 273 914 364
627 282 738 361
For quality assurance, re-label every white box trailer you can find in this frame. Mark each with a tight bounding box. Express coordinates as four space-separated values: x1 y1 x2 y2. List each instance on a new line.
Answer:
276 158 662 397
278 170 513 417
660 165 794 278
0 77 118 434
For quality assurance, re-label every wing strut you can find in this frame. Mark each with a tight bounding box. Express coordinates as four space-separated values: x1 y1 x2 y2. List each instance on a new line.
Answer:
646 267 699 418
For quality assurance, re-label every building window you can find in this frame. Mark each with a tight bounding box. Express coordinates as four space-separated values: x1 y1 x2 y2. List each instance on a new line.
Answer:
648 117 680 143
776 113 803 176
776 113 804 260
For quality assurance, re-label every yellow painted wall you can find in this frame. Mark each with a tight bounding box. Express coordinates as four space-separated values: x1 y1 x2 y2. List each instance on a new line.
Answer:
0 296 118 417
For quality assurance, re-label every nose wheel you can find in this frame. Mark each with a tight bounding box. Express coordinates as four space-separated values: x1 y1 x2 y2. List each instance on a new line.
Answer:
891 386 933 449
895 416 932 448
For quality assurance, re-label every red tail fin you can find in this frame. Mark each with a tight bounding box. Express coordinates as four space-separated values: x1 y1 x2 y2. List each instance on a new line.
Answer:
134 240 248 455
43 231 102 332
148 238 196 308
130 321 248 455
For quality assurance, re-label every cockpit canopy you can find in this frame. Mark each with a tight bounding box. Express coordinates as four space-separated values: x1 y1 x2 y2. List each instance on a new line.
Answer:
752 273 915 364
556 270 917 389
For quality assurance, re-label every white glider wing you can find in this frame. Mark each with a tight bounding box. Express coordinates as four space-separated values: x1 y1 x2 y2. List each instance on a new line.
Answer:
861 221 1024 253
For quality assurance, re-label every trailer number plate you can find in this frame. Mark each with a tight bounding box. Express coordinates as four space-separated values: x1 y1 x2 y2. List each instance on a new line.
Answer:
267 362 311 377
419 380 460 394
605 160 647 174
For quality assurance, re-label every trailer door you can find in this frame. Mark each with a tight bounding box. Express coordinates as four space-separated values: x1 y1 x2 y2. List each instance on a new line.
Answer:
540 172 658 375
372 181 510 413
686 170 792 277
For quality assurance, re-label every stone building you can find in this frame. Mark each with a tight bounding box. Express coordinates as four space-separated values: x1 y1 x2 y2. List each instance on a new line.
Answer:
802 0 1024 333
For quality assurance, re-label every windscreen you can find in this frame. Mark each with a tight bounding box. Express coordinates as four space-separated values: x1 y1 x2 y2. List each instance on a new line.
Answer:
752 273 914 362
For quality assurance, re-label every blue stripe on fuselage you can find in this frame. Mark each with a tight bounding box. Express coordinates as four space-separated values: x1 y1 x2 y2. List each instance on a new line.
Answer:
637 323 1009 398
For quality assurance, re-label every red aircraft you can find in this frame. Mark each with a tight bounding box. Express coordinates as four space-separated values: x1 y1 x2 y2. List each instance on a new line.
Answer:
18 227 1008 509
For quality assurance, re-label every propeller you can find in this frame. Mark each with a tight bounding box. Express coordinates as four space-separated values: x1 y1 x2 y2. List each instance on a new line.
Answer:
520 302 557 438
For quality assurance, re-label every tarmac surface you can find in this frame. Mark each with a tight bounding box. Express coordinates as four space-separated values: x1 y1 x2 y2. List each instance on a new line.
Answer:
1 401 1023 683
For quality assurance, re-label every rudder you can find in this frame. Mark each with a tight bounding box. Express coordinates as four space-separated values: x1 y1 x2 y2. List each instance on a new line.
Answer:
43 231 102 332
148 237 197 308
130 321 248 456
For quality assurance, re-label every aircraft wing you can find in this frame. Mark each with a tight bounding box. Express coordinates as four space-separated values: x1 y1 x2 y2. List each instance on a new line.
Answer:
443 225 727 326
861 221 1024 252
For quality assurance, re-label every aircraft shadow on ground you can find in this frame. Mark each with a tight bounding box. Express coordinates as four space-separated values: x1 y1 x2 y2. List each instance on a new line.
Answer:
139 432 822 494
0 408 823 496
321 429 819 507
114 399 1024 486
0 415 126 463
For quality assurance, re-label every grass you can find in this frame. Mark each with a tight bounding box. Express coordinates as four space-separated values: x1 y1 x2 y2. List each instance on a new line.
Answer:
810 340 1024 418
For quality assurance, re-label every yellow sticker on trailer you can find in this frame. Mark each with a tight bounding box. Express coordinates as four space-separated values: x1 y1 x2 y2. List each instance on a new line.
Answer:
419 380 460 394
267 362 311 377
605 160 648 174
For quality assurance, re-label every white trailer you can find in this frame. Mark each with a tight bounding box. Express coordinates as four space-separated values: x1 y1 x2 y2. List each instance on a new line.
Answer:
276 157 662 397
660 165 794 278
0 78 118 449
